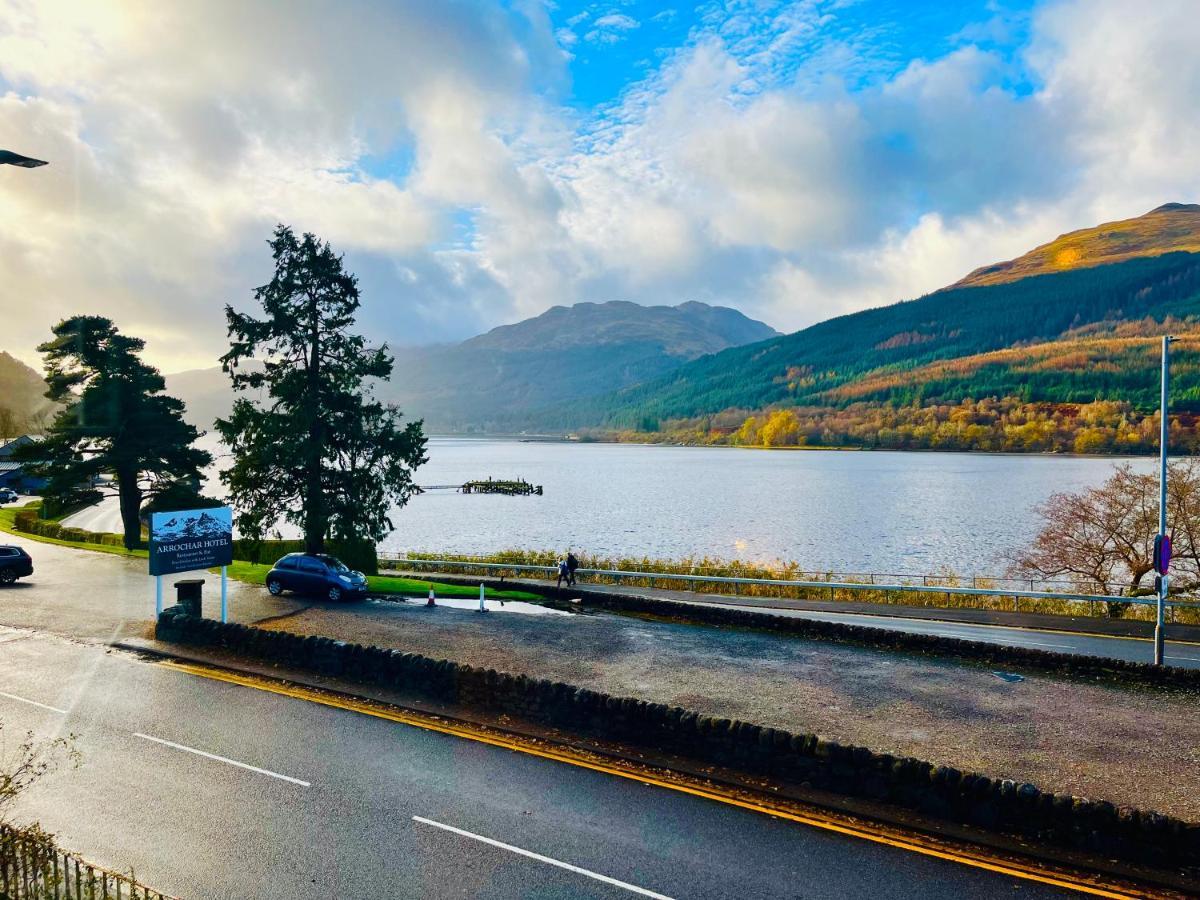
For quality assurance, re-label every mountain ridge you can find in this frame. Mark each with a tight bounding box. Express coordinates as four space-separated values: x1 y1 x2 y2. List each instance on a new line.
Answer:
570 203 1200 436
164 300 779 431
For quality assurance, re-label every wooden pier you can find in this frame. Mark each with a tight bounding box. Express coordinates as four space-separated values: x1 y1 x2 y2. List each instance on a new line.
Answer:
417 477 543 496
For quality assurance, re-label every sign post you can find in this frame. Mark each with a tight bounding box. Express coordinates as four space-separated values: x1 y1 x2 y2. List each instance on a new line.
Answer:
150 507 234 622
1154 335 1173 666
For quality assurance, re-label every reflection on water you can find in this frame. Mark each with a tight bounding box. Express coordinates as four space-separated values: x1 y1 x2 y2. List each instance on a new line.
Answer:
379 439 1156 576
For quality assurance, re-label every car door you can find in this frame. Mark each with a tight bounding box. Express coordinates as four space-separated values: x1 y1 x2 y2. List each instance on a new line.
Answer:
297 557 327 594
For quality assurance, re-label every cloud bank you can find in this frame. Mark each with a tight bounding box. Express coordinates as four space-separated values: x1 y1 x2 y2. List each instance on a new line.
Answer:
1 0 1199 371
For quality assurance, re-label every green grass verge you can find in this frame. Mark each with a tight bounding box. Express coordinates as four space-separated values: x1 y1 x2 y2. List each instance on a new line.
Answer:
220 560 540 600
1 504 539 600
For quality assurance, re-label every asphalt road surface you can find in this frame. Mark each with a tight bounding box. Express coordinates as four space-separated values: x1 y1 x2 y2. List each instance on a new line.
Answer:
690 600 1200 668
0 626 1075 899
57 492 124 533
0 531 299 642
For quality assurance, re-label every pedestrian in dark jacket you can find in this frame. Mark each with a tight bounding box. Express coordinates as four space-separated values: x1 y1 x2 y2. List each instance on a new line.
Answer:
566 552 579 586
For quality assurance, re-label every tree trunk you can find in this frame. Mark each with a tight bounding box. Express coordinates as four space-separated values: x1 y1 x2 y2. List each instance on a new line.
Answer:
303 295 325 555
116 469 143 550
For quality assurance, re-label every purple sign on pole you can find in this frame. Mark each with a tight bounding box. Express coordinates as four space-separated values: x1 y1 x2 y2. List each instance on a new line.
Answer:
1154 534 1172 575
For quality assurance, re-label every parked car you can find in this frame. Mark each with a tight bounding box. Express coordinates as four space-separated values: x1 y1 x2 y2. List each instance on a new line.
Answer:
0 488 18 504
0 545 33 584
265 553 368 602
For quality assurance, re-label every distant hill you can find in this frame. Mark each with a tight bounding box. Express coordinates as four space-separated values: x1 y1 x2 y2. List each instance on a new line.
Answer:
568 204 1200 445
955 203 1200 288
0 351 51 435
167 301 778 431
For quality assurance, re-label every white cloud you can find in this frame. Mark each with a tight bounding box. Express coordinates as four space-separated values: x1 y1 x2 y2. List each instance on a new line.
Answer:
2 0 1200 374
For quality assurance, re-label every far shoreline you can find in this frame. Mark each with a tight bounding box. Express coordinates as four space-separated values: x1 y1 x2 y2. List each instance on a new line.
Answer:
424 432 1167 461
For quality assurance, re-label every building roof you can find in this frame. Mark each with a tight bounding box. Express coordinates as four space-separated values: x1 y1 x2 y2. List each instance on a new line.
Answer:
0 435 38 459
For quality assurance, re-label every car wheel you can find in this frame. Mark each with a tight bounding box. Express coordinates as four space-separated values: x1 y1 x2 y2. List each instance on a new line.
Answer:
327 585 343 602
0 569 16 585
267 579 284 596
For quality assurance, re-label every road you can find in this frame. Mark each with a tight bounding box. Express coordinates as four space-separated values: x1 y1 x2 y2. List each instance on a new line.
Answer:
710 603 1200 668
0 626 1079 899
0 530 300 643
57 492 124 533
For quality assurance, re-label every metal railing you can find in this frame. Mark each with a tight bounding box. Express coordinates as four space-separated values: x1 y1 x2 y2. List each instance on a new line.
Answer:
385 556 1200 617
0 825 175 900
390 554 1105 595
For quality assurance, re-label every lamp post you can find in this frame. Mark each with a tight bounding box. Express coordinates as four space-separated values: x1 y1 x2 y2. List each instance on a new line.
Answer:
0 150 48 168
1154 335 1173 665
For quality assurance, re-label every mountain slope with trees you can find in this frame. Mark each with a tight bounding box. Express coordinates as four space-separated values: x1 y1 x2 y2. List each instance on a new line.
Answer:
574 205 1200 441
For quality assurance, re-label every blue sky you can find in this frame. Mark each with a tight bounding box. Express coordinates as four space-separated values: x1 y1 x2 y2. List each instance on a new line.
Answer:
2 0 1198 370
548 1 1034 109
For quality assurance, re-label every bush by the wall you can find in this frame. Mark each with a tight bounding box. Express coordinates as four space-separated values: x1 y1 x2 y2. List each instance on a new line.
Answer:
155 609 1200 881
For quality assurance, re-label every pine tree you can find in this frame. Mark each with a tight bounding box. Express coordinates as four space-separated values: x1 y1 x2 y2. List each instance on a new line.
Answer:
217 226 426 556
14 316 210 548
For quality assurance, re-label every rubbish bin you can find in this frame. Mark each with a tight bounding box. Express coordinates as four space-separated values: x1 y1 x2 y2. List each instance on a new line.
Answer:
175 578 204 617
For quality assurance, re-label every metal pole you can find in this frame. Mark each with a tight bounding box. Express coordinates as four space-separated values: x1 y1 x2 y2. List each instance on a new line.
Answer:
220 565 228 623
155 575 162 616
1155 335 1171 665
479 583 486 612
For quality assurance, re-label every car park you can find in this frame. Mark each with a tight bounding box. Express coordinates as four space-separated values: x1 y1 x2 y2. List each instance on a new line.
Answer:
265 553 368 602
0 545 33 584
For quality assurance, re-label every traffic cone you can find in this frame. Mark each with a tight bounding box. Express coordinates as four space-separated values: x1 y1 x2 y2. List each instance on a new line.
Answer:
427 587 436 607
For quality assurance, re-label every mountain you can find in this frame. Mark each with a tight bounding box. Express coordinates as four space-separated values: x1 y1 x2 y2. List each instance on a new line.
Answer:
0 351 52 434
955 203 1200 288
572 204 1200 441
167 301 778 432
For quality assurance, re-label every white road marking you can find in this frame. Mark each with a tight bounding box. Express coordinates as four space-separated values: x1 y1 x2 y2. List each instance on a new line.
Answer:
1167 655 1200 663
412 816 675 899
133 733 310 787
0 689 67 715
997 639 1074 649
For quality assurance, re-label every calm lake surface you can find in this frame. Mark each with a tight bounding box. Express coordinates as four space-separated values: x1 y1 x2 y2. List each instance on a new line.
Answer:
379 439 1157 576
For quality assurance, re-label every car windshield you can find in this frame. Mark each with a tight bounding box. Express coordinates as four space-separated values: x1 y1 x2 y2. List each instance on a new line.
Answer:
316 555 349 572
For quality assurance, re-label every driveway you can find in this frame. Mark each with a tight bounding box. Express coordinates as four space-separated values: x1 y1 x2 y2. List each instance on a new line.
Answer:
0 531 304 643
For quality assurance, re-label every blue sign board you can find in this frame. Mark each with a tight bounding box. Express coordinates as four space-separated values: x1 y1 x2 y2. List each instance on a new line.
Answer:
149 507 233 577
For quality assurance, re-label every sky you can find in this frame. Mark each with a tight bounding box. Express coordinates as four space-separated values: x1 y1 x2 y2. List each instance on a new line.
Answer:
1 0 1199 373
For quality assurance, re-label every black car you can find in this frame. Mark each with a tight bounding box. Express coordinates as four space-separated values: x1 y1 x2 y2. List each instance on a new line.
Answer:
0 545 33 584
265 553 368 602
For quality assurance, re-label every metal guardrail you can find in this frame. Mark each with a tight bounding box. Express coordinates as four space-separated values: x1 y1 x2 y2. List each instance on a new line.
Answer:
393 556 1102 594
385 557 1200 612
0 824 176 899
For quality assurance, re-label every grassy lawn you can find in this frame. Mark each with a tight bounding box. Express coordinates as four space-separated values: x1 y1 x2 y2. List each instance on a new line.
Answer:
221 560 540 600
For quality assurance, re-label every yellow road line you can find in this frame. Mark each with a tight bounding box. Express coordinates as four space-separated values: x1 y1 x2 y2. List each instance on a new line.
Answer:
159 658 1156 899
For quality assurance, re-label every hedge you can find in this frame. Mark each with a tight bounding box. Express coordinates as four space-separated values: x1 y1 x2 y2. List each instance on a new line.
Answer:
231 538 377 575
156 608 1200 881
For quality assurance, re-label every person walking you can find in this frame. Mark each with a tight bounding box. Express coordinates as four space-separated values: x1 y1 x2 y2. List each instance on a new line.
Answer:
566 551 580 586
557 558 570 589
